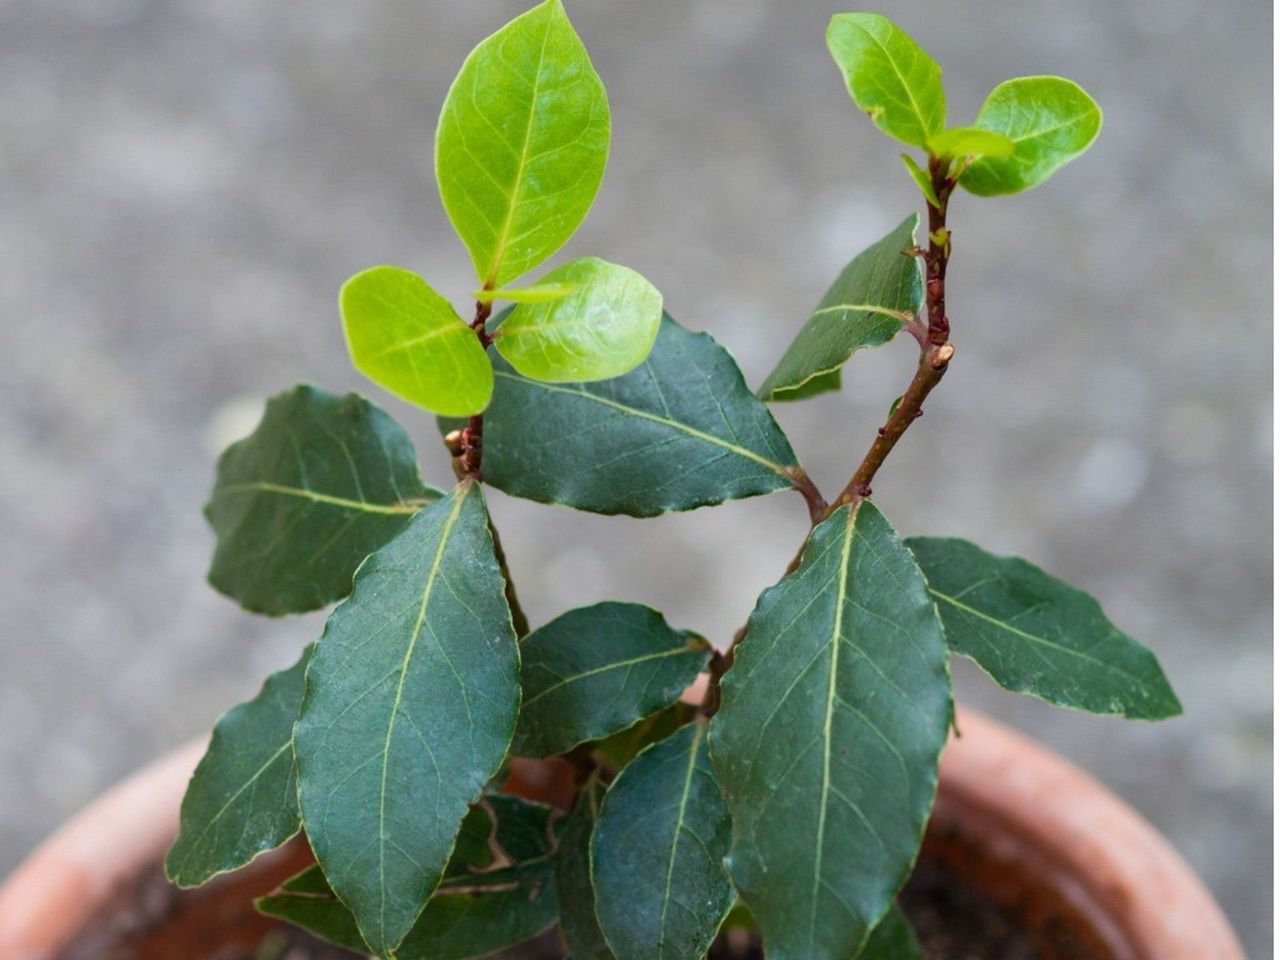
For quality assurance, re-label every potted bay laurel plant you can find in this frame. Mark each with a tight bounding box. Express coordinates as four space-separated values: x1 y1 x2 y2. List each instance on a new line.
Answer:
8 2 1231 958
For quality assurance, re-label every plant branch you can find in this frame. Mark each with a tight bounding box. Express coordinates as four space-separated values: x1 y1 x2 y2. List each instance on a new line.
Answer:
707 158 962 717
458 300 493 479
829 156 956 514
789 469 830 526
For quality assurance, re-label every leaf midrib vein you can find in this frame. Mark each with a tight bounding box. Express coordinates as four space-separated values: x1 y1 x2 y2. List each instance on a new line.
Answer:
214 482 420 516
495 371 793 478
377 489 469 943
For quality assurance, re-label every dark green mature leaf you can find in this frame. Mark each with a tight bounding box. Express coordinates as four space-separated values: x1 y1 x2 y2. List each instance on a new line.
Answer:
826 14 945 148
167 645 310 887
513 602 710 758
258 797 558 960
594 702 695 770
593 722 735 960
493 258 663 384
341 266 494 417
710 502 951 960
555 778 615 960
436 0 609 289
452 314 802 516
759 216 922 402
958 77 1102 197
907 538 1181 719
205 385 438 616
857 905 922 960
293 483 520 956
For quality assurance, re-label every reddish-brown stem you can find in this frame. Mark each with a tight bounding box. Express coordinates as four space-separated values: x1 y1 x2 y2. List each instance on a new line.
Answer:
458 300 493 479
790 469 830 526
828 155 956 515
706 157 961 717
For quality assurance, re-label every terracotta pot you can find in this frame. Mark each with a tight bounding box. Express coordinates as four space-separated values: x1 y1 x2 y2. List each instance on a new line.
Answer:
0 710 1243 959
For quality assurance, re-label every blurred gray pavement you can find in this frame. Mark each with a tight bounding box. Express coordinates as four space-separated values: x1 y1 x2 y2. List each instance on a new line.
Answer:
0 0 1270 954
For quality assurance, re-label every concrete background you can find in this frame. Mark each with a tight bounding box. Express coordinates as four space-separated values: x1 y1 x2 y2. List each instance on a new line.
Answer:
0 0 1270 954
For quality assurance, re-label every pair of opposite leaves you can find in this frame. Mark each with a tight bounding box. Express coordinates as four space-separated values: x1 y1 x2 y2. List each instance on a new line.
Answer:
344 0 663 418
827 13 1101 201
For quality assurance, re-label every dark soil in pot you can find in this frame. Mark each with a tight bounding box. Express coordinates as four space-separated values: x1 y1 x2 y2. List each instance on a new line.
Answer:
59 819 1116 960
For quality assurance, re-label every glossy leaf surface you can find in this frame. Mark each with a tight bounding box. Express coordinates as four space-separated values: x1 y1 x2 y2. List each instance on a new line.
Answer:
857 905 922 960
958 77 1102 196
827 14 944 147
294 483 519 956
907 537 1180 719
475 282 579 305
760 216 922 402
205 385 437 615
258 796 558 959
494 258 663 383
167 645 310 887
436 0 609 288
593 722 735 960
555 778 614 960
926 126 1014 160
341 266 493 417
711 502 951 960
513 602 710 757
449 314 801 515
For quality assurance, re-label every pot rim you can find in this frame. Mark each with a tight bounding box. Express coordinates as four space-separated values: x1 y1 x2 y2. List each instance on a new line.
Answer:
937 708 1243 960
0 711 1243 960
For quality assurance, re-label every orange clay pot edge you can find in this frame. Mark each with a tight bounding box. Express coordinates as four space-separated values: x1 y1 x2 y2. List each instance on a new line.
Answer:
0 711 1244 960
940 708 1244 960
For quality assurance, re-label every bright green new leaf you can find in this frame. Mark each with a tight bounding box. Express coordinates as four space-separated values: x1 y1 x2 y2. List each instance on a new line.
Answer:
857 905 922 960
257 796 558 959
512 602 710 757
827 13 945 147
926 126 1015 160
167 645 310 887
760 215 922 402
293 483 519 956
474 282 579 305
436 0 609 288
493 258 663 383
443 314 802 516
907 538 1181 719
593 722 735 960
958 76 1102 196
341 266 493 417
555 778 615 960
205 385 438 615
899 154 940 208
711 502 951 960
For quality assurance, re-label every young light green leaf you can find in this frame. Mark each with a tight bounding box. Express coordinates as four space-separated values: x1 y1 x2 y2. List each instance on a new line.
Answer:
474 282 579 305
759 215 922 402
258 797 559 959
205 385 438 616
293 483 520 956
166 645 310 887
555 778 615 960
926 126 1015 160
710 502 951 960
857 905 922 960
443 314 802 516
493 258 663 383
826 14 945 147
341 266 493 417
906 537 1181 719
513 602 710 758
436 0 610 288
593 722 735 960
958 76 1102 196
899 154 940 208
